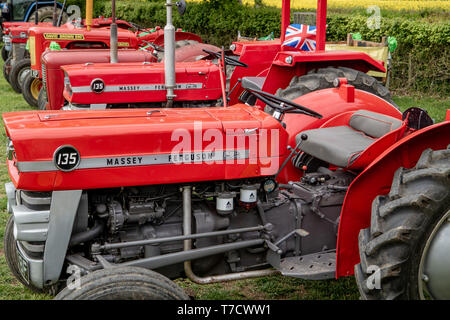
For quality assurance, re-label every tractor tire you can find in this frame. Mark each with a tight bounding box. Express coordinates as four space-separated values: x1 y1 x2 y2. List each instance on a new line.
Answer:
54 266 190 300
37 88 48 110
22 73 42 107
2 45 9 61
27 6 68 24
276 66 397 107
3 57 12 84
355 146 450 300
4 216 44 293
9 58 30 93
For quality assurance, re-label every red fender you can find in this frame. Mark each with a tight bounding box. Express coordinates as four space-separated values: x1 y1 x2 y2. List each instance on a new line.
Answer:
153 31 203 47
336 119 450 278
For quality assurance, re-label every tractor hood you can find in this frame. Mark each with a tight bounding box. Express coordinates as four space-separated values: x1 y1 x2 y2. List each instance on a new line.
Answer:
62 60 222 105
3 105 287 191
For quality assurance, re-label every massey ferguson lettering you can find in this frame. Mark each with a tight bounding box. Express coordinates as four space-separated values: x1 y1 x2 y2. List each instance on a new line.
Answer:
106 157 143 166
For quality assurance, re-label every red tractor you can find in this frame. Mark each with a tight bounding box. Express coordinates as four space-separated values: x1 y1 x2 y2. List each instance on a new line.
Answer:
2 0 449 300
59 0 393 114
22 0 212 108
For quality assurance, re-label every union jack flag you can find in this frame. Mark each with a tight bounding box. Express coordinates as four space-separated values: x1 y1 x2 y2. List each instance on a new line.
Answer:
282 24 317 52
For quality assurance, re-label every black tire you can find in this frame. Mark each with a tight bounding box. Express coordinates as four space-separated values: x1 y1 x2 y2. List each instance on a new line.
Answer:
4 216 44 293
2 45 9 61
22 73 41 107
27 6 68 24
37 87 48 110
54 266 189 300
3 57 12 84
355 146 450 299
276 66 397 107
9 58 30 93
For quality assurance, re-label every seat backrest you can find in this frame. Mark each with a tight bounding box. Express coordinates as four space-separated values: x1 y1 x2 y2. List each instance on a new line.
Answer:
349 110 402 138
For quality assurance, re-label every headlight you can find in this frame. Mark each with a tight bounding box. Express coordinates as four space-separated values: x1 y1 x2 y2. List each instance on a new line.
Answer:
6 137 15 161
64 73 72 96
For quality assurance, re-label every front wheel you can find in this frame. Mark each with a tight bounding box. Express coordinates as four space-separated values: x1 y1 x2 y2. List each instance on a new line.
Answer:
54 266 190 300
2 45 9 61
22 73 42 107
355 146 450 299
4 216 45 293
9 58 30 93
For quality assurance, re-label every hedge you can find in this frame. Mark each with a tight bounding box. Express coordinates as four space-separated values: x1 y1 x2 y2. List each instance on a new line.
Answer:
67 0 450 95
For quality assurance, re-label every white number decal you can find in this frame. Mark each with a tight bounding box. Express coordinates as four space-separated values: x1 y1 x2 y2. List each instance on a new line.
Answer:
57 152 77 165
67 5 81 24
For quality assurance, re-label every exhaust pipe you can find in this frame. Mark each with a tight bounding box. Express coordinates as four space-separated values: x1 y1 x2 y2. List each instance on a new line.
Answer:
164 0 176 107
110 0 118 63
52 0 58 26
182 185 278 284
86 0 93 31
34 0 39 24
57 0 67 27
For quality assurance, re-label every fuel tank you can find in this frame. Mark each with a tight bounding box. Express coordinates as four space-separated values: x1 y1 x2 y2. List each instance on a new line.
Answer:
3 105 288 191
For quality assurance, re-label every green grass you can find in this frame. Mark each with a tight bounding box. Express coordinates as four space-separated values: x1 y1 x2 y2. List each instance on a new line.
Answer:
0 57 448 300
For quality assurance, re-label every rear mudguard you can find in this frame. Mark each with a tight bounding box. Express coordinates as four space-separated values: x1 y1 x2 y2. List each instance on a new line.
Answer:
260 50 386 96
336 119 450 278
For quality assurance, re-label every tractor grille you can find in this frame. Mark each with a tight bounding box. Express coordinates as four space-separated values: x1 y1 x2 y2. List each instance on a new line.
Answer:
41 64 47 90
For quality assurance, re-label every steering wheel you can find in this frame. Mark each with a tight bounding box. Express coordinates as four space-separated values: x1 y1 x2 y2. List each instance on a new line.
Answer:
202 49 248 68
129 21 147 31
247 88 323 119
141 40 164 52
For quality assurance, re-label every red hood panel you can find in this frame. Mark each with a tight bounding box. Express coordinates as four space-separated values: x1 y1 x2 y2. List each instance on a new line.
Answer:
3 105 287 191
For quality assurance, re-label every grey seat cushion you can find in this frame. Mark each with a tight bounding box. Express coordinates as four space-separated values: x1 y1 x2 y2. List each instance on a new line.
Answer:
297 126 375 168
241 76 266 91
349 110 402 138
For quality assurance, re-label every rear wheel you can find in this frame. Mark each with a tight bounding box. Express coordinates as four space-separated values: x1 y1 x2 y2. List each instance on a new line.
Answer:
355 146 450 299
54 266 189 300
276 67 396 107
22 73 42 107
9 58 30 93
27 6 68 24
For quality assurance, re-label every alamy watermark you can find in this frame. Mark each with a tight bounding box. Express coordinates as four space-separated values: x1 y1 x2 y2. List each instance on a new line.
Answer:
366 265 381 290
366 5 381 30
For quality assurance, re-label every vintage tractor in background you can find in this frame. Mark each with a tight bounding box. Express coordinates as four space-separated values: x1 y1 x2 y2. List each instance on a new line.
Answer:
0 0 67 24
39 0 220 110
13 0 213 108
2 0 449 301
59 0 393 114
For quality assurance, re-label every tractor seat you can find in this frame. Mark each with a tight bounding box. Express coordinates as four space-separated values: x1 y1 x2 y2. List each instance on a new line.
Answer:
296 110 403 169
241 76 266 91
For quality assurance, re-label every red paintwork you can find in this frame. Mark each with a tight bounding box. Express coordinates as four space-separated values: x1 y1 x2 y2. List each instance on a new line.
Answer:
42 49 156 110
336 120 450 278
3 105 288 191
29 24 139 77
173 43 220 62
62 60 222 105
8 23 52 43
228 40 281 105
275 88 401 184
140 30 203 47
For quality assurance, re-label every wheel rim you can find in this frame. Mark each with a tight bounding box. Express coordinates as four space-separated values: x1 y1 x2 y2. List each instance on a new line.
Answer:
418 209 450 300
30 78 42 99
